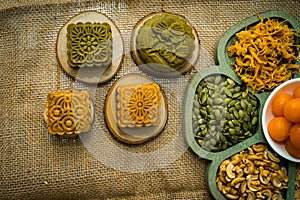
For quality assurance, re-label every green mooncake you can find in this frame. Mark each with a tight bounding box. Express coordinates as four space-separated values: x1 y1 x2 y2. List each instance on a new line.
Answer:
136 13 196 73
67 22 113 68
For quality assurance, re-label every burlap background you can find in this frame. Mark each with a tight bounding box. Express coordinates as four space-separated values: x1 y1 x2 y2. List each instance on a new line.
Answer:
1 0 300 199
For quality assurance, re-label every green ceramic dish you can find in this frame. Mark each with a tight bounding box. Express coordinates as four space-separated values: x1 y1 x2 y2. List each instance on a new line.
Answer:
184 10 300 200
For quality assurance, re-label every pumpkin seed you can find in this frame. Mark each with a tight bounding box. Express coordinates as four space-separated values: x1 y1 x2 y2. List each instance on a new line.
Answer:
228 100 237 107
233 109 240 119
243 114 250 122
230 114 235 120
192 114 197 120
220 134 227 142
252 110 258 116
194 101 199 107
197 86 202 94
195 134 202 139
242 123 248 131
228 120 234 128
232 92 242 99
235 86 241 92
197 139 204 146
198 118 205 124
238 110 244 118
214 76 222 85
214 109 222 119
225 112 231 120
221 143 228 150
213 98 224 105
200 109 207 118
227 78 235 85
211 93 219 99
225 98 232 104
223 131 230 136
210 138 217 146
206 97 213 105
209 119 217 125
229 128 236 135
206 105 212 113
211 146 219 151
229 107 235 113
232 119 240 126
199 124 206 130
225 89 232 97
241 99 247 109
247 103 253 113
250 99 258 106
192 75 259 152
193 108 200 115
251 117 258 125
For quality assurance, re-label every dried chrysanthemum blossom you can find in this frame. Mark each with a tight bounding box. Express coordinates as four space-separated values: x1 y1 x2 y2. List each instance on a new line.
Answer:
228 17 299 94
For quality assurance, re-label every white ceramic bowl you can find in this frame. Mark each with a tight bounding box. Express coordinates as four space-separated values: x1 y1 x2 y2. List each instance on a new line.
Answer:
262 78 300 162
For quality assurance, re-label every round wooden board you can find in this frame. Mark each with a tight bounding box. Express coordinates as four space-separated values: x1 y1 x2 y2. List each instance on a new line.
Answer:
131 11 200 78
56 11 124 84
104 73 168 144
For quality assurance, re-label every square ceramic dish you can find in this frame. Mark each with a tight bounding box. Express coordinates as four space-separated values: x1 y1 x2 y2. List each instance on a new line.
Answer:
183 10 300 200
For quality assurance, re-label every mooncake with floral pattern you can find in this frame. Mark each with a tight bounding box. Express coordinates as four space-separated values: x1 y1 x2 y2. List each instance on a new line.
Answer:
45 90 93 136
116 84 161 128
67 22 113 68
131 12 199 77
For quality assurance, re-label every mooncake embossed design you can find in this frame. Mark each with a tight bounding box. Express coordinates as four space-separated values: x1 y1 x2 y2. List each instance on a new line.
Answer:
116 84 161 128
67 22 112 68
46 90 92 135
136 13 195 71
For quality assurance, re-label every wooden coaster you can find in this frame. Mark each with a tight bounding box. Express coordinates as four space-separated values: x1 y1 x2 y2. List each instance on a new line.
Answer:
131 12 200 78
56 11 124 84
104 74 168 144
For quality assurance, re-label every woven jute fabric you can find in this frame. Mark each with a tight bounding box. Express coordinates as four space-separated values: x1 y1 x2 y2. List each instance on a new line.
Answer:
1 0 300 199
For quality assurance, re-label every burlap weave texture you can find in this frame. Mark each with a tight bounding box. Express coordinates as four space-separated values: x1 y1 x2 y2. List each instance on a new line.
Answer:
0 0 300 199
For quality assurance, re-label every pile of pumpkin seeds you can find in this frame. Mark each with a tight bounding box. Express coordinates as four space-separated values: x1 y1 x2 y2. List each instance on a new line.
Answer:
192 74 259 152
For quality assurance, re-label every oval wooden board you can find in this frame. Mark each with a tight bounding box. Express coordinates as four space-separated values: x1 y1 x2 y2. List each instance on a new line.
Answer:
131 11 200 78
56 11 124 84
104 73 168 144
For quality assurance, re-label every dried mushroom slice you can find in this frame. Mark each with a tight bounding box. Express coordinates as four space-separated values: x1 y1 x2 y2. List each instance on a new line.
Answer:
67 22 113 68
45 90 92 136
116 84 161 128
